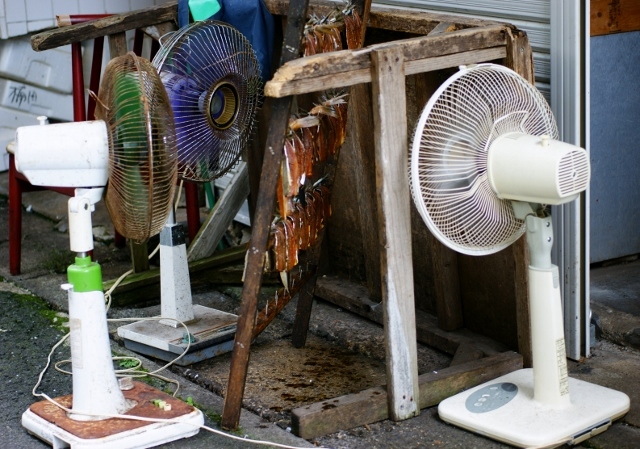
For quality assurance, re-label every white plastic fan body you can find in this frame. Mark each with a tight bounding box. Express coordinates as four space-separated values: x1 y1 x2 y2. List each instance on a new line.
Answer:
15 53 203 449
411 64 629 448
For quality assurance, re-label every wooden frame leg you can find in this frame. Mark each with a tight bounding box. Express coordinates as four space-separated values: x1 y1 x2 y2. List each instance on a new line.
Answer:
221 0 312 430
371 46 419 421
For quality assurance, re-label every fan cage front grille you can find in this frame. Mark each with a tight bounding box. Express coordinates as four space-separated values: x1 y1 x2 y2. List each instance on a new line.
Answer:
153 20 262 183
557 149 590 198
97 53 178 243
410 64 558 255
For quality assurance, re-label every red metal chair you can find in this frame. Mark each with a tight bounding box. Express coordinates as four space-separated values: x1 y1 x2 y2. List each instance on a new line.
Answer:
7 14 201 275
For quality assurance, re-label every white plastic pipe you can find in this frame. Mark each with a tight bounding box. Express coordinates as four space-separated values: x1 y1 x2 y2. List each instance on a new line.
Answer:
66 287 132 420
526 214 571 408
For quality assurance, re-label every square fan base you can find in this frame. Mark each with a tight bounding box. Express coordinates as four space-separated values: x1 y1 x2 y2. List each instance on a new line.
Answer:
118 305 237 365
438 368 630 448
22 382 203 449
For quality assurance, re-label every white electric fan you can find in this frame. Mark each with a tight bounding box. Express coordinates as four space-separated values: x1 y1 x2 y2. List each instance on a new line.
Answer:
410 64 629 448
16 53 203 448
117 20 262 364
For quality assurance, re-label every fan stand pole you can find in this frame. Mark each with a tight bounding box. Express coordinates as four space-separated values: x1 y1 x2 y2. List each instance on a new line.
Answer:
159 210 196 326
525 213 571 407
117 211 238 365
438 209 629 447
22 191 204 448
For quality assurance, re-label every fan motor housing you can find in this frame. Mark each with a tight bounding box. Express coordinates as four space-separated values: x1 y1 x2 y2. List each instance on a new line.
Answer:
15 120 109 188
487 132 591 205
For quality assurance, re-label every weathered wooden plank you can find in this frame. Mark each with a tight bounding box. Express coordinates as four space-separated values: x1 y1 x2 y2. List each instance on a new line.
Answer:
348 83 382 302
128 240 149 274
265 25 506 91
504 27 533 368
291 351 523 439
266 46 506 97
264 0 505 34
371 46 419 421
450 343 485 367
103 244 250 305
591 0 640 36
108 31 128 58
504 28 534 84
433 240 463 331
31 3 177 51
314 275 507 356
187 162 250 262
221 0 311 431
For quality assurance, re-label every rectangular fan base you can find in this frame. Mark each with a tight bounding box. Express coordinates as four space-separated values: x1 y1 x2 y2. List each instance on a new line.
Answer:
22 382 203 449
118 305 237 365
438 368 630 448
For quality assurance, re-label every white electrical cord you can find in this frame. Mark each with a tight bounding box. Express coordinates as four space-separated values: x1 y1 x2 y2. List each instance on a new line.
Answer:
33 183 331 448
33 320 329 449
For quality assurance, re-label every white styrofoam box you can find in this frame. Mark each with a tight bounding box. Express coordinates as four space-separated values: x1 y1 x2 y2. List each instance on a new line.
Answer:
5 1 26 23
0 0 173 39
0 78 73 120
0 35 72 93
106 0 131 14
78 0 106 15
26 0 53 22
7 22 27 37
27 19 55 33
52 0 80 16
0 105 41 172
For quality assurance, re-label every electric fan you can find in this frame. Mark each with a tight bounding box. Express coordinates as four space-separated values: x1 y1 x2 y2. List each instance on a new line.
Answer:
16 53 203 448
117 20 261 364
410 64 629 448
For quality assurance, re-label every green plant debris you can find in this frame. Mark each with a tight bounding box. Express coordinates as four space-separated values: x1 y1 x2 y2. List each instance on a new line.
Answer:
13 293 69 332
41 248 74 274
118 358 139 369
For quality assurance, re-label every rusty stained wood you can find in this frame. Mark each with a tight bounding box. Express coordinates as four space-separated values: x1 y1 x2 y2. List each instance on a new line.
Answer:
291 0 373 349
371 45 419 421
31 3 177 51
591 0 640 36
265 25 508 97
291 351 523 439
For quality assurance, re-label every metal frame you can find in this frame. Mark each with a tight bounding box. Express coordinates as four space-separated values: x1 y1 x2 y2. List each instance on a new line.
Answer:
550 0 590 359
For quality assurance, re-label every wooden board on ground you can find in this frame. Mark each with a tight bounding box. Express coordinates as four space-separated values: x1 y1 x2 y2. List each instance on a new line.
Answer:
103 244 252 306
314 275 507 357
291 351 523 439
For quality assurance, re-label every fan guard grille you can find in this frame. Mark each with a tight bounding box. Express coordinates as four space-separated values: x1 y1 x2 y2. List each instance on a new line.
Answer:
97 53 178 243
153 20 262 182
410 64 558 255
